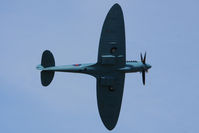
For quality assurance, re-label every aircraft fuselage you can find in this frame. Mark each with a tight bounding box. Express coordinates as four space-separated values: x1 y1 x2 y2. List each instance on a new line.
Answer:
38 61 151 76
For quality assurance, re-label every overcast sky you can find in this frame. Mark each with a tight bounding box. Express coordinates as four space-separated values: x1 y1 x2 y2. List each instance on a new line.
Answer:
0 0 199 133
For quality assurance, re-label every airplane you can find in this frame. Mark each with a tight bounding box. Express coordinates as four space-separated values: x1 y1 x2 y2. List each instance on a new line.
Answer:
36 3 151 130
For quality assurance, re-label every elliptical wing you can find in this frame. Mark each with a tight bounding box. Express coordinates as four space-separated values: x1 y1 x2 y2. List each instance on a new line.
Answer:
97 4 126 67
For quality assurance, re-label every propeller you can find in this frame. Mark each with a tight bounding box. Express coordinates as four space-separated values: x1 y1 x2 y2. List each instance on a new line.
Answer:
142 70 145 85
140 52 146 64
140 52 147 85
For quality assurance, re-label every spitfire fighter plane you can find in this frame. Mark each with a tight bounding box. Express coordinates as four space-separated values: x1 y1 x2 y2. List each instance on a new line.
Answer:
37 3 151 130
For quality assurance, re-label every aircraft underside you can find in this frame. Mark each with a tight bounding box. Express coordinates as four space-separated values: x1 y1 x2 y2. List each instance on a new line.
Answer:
36 3 151 130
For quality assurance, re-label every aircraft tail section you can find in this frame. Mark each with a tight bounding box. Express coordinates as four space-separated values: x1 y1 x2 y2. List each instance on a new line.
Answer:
39 50 55 86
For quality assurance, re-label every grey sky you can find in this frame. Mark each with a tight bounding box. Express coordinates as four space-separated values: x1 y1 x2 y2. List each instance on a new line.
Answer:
0 0 199 132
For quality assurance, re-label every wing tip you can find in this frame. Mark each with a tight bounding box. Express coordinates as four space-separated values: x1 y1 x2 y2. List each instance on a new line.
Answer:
101 117 118 131
112 3 122 10
108 3 123 18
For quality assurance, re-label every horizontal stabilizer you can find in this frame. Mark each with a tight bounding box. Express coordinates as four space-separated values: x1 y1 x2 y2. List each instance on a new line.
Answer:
40 50 55 86
41 70 54 86
41 50 55 67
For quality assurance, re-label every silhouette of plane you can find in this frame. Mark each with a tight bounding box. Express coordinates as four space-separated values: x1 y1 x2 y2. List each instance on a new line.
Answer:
36 3 151 130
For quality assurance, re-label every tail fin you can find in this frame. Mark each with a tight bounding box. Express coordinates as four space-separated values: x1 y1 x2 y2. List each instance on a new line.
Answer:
40 50 55 86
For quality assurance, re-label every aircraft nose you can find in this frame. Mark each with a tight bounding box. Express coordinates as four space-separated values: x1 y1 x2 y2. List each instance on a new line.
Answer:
147 64 152 69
